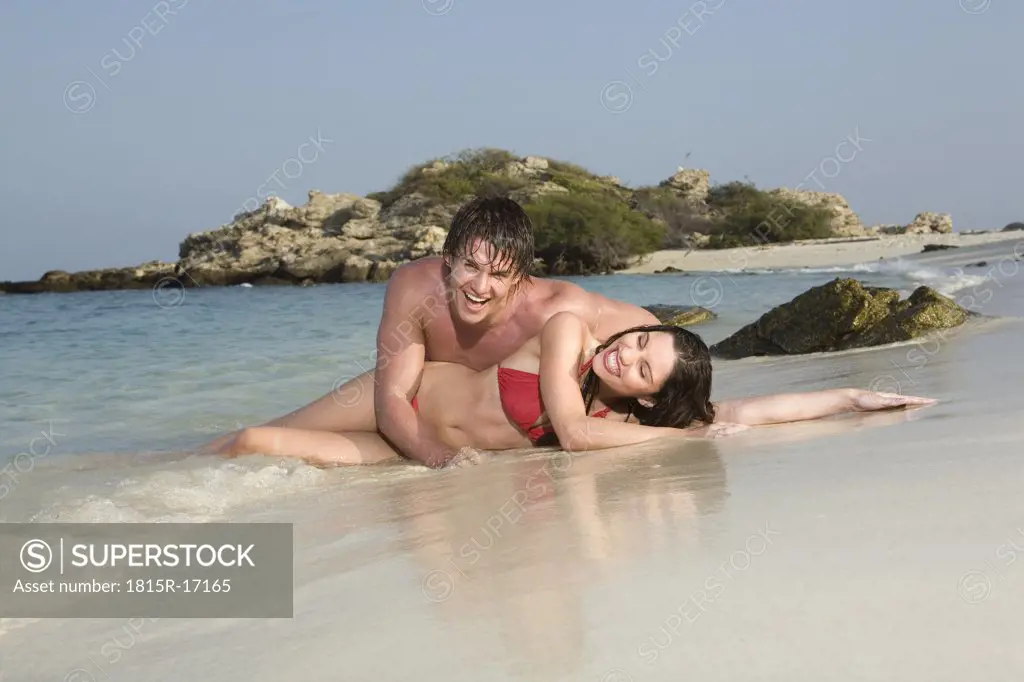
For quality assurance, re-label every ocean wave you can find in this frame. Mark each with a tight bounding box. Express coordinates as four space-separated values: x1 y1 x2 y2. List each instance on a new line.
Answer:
868 260 988 296
28 458 329 523
732 263 882 276
733 260 990 297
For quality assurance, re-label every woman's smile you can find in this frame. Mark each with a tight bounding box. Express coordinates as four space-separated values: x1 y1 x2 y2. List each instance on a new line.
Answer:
603 347 621 377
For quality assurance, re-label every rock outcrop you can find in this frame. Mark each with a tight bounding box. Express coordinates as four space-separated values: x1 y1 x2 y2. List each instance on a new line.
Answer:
1002 222 1024 232
710 278 971 359
174 190 456 286
508 181 569 205
905 211 953 234
664 168 711 204
0 261 177 294
878 212 954 235
767 188 869 237
643 305 717 327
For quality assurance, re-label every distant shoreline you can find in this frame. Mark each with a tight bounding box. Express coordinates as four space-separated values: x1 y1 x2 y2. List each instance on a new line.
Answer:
4 230 1022 295
619 231 1024 274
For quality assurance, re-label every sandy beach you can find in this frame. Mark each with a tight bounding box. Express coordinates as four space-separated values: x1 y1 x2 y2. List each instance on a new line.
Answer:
621 230 1024 274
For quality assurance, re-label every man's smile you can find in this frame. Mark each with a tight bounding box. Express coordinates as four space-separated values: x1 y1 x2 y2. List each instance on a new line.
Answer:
463 290 491 310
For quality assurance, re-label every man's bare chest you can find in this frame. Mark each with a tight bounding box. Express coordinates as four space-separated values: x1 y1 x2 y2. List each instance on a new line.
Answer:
424 319 537 371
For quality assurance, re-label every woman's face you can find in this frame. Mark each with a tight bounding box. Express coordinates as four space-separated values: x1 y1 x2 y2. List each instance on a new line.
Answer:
591 330 677 398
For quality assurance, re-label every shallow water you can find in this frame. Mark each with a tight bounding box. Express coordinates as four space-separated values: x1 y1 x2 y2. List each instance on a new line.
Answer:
1 246 1005 460
2 239 1023 680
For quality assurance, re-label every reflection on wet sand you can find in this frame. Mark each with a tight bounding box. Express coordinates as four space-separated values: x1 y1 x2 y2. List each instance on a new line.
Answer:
380 441 728 677
712 330 962 412
354 404 932 677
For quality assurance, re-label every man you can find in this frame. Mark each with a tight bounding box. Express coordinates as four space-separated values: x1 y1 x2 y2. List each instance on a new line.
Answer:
373 196 659 468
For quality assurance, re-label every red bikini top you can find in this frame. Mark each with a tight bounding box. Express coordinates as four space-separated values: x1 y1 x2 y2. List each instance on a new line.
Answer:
497 356 611 444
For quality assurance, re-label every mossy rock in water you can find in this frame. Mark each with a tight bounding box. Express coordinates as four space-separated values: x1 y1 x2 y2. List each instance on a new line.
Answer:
643 305 717 326
709 278 970 359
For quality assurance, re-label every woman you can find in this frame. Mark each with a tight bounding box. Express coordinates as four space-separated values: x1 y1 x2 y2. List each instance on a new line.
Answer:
203 312 936 466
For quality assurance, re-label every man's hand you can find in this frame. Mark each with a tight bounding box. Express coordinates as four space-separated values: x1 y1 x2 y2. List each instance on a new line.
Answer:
443 446 486 469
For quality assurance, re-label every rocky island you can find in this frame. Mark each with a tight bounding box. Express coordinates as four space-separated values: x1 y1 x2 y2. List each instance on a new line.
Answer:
1 148 964 295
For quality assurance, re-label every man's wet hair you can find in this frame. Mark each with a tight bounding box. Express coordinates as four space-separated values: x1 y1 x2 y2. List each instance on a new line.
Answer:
442 196 535 281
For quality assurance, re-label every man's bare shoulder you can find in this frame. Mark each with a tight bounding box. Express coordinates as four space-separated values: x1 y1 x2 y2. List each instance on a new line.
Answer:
528 278 589 311
530 278 619 315
525 277 657 334
386 258 446 301
390 256 445 285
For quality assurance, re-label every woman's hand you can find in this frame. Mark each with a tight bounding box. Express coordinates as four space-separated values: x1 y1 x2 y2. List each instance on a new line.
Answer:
849 390 938 412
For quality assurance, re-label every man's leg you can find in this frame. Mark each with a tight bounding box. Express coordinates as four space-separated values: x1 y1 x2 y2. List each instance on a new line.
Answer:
218 427 400 466
198 370 378 453
263 370 378 431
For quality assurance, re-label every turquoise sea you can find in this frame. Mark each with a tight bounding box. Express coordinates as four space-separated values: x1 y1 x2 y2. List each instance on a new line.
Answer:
0 253 997 461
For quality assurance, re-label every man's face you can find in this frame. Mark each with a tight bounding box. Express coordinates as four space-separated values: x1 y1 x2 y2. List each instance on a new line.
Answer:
445 238 521 326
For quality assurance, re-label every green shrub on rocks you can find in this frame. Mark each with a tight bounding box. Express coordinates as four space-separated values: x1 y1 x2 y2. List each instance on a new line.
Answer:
526 193 665 275
544 160 627 200
631 186 715 248
368 148 662 274
365 154 830 272
367 148 527 209
704 182 833 248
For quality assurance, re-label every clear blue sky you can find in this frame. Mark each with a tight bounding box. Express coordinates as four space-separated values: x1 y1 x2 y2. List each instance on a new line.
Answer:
2 0 1021 281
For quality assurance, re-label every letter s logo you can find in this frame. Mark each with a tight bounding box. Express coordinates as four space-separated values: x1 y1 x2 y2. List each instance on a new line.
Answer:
63 81 96 114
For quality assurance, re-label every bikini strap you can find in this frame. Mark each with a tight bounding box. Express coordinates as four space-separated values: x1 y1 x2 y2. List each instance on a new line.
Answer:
579 355 610 419
578 355 595 378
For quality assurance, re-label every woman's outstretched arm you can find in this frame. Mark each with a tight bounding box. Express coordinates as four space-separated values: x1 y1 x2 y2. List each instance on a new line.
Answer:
539 312 682 451
713 389 937 426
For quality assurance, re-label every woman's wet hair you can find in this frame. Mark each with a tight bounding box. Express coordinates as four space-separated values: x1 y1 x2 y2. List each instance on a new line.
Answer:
442 196 536 286
583 324 715 429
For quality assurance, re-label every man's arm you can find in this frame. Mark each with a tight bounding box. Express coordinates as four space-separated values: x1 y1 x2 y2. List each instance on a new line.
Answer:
373 266 460 469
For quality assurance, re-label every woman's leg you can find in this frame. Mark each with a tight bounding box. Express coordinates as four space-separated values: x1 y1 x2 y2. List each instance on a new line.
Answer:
219 426 401 467
199 370 379 452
